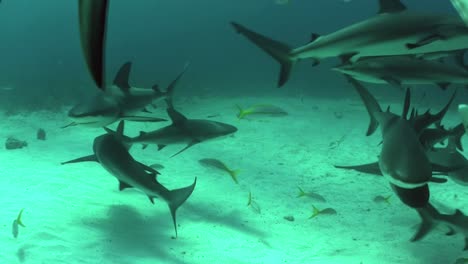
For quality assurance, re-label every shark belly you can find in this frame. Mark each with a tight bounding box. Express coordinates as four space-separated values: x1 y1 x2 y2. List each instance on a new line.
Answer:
291 12 468 61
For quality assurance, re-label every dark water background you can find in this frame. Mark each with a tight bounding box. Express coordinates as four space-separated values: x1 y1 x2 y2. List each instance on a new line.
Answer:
0 0 461 111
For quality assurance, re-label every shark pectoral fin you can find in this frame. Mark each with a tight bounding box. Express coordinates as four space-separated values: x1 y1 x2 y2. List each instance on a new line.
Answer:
119 181 133 191
170 141 199 158
381 76 403 90
377 0 407 14
429 176 448 183
166 177 197 238
61 155 97 165
406 34 445 49
157 144 167 151
338 52 359 65
334 162 382 176
121 116 167 123
436 82 450 90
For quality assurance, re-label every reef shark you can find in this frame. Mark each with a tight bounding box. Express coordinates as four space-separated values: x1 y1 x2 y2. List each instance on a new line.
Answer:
62 121 196 237
78 0 108 89
65 62 188 127
412 203 468 251
127 101 238 157
231 0 468 86
333 55 468 90
349 77 455 208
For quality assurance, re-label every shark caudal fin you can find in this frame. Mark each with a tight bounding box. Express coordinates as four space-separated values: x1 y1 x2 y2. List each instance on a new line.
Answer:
164 62 190 103
412 203 439 242
231 22 294 87
346 76 382 136
167 178 197 238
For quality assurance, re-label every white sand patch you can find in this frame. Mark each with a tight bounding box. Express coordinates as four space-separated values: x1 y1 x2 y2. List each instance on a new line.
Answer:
0 95 466 264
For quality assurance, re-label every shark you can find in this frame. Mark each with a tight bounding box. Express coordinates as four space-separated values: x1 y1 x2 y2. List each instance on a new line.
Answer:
78 0 108 89
126 101 238 157
65 62 188 127
62 121 196 237
412 203 468 251
231 0 468 87
349 77 456 208
333 55 468 90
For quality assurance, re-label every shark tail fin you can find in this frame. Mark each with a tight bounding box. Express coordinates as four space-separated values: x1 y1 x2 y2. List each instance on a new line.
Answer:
231 22 295 87
411 204 439 242
449 123 465 151
165 62 190 105
167 178 197 238
346 76 382 136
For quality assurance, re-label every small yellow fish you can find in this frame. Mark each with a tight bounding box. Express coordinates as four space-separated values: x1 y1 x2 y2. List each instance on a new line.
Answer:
297 187 326 202
236 104 288 120
199 158 240 184
12 208 25 238
247 191 261 214
373 194 392 204
309 205 337 219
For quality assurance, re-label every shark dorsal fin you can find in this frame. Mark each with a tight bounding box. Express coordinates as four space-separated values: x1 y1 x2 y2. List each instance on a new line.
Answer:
167 107 188 127
378 0 407 14
116 120 125 136
402 88 411 119
309 33 321 43
113 62 132 92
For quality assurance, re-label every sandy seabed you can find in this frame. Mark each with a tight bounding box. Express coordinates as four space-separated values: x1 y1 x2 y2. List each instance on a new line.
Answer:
0 93 467 264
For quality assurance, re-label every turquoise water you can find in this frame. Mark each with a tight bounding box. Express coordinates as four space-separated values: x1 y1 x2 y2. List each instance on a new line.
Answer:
1 1 468 264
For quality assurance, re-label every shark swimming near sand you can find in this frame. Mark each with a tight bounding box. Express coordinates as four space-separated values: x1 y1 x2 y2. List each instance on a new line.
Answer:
348 77 455 208
412 203 468 251
127 102 238 157
64 62 188 127
78 0 108 90
62 121 196 237
231 0 468 86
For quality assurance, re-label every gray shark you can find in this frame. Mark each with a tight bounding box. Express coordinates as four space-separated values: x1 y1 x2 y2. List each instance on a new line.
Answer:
427 133 468 186
350 77 455 208
333 55 468 89
127 104 238 157
78 0 108 89
231 0 468 86
412 203 468 251
65 62 188 127
62 121 196 237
